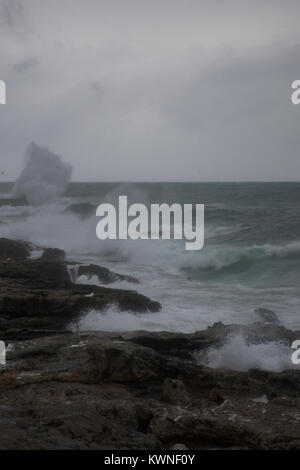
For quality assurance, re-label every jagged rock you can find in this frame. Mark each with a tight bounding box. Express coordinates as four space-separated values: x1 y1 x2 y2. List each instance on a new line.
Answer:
0 331 300 449
203 321 298 347
123 322 300 361
87 339 168 382
77 264 139 285
1 238 300 450
40 248 66 263
208 389 225 405
173 443 188 450
0 238 31 260
0 258 70 285
255 307 279 324
122 330 215 359
162 378 189 405
0 243 161 341
0 281 161 341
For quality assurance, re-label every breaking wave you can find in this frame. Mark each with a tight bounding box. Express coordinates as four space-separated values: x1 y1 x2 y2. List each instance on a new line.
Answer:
199 334 295 372
1 194 300 288
180 242 300 287
11 142 72 206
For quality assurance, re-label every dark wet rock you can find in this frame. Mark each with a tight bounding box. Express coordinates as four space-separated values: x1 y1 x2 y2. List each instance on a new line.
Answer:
173 443 188 450
0 243 160 341
122 330 215 359
77 264 139 285
0 280 160 341
40 248 66 263
123 322 300 361
202 321 299 348
0 239 300 449
0 238 31 260
64 202 96 219
255 307 279 324
162 378 189 406
0 258 70 285
208 388 225 405
87 338 171 383
0 330 300 449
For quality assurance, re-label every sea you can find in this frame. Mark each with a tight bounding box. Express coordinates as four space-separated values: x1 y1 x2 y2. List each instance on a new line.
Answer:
0 181 300 341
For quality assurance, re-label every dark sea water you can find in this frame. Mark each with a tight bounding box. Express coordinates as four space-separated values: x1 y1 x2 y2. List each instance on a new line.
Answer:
1 182 300 334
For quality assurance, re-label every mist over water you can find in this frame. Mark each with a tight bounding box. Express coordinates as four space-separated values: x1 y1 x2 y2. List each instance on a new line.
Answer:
1 180 300 334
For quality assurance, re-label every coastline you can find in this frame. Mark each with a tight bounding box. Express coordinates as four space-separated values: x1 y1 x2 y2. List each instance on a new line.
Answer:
0 238 300 450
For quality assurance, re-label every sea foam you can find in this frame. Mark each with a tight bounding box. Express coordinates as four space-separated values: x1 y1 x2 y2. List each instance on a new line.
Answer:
201 334 295 372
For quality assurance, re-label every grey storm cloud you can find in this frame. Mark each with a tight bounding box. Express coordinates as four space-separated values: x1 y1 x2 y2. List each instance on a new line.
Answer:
0 0 29 37
13 57 39 73
0 0 300 181
0 0 24 25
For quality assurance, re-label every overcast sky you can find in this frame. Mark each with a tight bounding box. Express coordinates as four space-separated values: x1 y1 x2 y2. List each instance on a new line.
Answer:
0 0 300 181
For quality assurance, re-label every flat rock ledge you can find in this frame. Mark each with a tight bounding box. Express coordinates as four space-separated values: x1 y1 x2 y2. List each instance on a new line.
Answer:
1 238 300 450
0 328 300 450
0 238 160 341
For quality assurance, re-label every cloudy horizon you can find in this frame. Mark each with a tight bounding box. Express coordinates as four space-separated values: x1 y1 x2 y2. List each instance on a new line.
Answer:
0 0 300 182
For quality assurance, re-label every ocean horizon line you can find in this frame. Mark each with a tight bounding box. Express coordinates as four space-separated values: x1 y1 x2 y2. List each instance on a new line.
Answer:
1 180 300 185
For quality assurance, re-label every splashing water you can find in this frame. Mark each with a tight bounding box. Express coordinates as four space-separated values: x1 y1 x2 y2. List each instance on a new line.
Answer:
11 142 72 206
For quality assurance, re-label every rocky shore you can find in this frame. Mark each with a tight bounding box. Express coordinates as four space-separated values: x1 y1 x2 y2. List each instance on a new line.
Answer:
0 238 300 450
0 238 159 341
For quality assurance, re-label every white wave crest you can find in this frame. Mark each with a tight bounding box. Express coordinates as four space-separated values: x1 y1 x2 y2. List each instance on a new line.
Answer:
201 334 295 372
